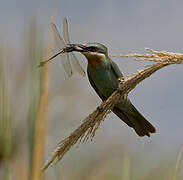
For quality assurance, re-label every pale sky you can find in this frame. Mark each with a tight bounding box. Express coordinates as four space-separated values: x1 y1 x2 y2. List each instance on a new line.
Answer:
1 0 183 149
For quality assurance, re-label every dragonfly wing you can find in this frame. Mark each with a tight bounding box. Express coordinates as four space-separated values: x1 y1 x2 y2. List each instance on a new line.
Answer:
51 23 72 77
69 53 85 77
63 17 70 44
60 53 72 77
51 23 66 49
63 18 85 76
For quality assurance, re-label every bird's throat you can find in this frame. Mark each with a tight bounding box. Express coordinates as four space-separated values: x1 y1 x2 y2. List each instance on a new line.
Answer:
83 53 105 67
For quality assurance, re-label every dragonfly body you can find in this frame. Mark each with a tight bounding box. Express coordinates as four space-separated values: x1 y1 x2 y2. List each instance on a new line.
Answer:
48 19 85 77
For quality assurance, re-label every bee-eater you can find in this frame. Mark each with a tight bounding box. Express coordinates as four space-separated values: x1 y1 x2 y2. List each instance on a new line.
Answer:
68 43 156 137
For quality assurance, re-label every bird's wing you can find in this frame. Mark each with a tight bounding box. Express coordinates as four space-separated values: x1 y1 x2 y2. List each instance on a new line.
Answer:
109 60 123 79
87 71 106 101
109 59 156 137
87 59 123 102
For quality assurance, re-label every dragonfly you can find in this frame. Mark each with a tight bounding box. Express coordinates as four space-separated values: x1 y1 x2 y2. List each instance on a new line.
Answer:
39 18 85 77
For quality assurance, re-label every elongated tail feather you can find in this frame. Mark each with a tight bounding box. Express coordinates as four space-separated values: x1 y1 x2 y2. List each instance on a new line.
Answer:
113 105 156 137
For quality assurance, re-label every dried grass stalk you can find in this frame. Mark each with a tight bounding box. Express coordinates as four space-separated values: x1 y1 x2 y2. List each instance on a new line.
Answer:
173 145 183 180
42 49 183 171
32 35 52 179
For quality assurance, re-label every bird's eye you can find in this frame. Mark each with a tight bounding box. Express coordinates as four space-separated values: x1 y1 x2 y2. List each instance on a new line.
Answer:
86 46 99 52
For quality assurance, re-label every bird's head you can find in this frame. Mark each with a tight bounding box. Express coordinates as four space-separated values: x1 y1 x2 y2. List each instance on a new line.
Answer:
68 42 109 66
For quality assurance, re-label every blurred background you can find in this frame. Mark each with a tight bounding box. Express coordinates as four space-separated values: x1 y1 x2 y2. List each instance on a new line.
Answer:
0 0 183 179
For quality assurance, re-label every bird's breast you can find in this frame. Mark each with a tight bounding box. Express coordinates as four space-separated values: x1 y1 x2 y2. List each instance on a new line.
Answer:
88 64 118 98
83 53 105 67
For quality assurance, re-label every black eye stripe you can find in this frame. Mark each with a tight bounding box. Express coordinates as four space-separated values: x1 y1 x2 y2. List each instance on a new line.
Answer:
86 46 98 51
86 46 105 53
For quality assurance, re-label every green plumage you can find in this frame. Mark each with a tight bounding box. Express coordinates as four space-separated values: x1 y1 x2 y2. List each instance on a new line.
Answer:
72 42 156 137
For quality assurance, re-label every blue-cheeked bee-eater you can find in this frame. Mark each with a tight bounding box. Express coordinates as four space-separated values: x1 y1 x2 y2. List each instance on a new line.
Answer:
65 43 156 137
41 36 156 137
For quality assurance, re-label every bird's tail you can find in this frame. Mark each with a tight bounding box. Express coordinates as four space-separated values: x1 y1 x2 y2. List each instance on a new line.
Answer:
113 104 156 137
